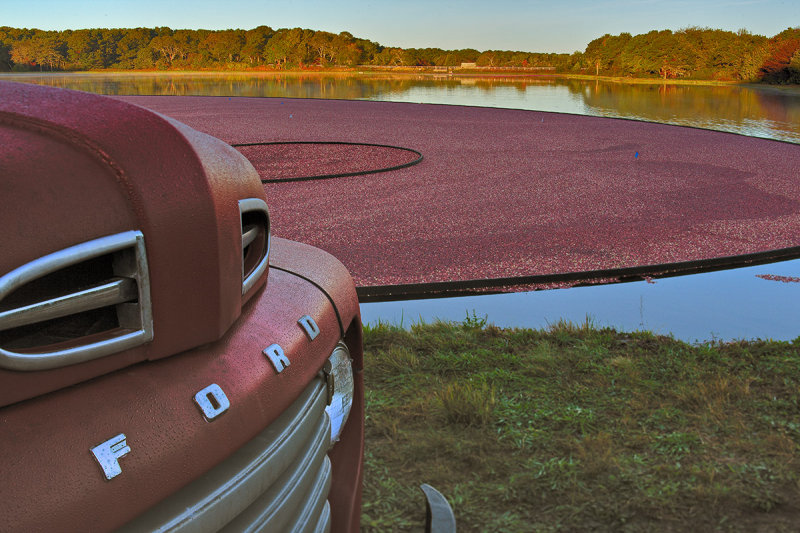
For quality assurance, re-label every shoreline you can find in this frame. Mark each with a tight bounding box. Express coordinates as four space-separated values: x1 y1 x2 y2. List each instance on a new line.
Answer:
3 68 800 92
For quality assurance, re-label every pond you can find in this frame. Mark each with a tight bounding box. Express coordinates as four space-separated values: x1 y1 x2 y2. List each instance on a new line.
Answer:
4 72 798 341
3 72 800 143
360 259 800 343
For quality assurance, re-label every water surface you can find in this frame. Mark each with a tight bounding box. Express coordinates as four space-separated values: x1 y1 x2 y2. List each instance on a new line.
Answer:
4 72 800 143
361 260 800 343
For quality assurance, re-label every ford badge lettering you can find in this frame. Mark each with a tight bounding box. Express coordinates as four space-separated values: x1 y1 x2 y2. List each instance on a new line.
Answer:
298 315 320 341
91 433 131 480
194 384 230 421
264 344 290 373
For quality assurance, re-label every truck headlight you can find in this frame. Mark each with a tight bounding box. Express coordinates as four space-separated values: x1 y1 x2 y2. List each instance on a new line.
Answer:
323 342 354 447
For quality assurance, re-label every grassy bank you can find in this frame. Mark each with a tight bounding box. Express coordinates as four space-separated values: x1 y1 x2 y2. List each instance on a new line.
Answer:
360 318 800 532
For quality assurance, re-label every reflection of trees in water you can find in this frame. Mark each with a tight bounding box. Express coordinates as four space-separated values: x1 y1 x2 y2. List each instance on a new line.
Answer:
578 81 800 139
3 74 424 100
752 91 800 129
560 79 590 95
5 74 798 142
9 73 563 98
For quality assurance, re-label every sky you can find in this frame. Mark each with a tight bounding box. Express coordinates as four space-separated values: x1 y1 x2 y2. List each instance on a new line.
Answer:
3 0 799 53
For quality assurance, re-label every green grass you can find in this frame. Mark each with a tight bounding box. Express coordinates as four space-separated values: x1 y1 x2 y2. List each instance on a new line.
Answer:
360 318 800 532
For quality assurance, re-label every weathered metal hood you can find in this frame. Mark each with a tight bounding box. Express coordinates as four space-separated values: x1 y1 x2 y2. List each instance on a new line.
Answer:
0 82 268 406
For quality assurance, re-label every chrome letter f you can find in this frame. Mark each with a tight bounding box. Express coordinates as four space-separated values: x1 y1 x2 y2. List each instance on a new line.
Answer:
91 433 131 480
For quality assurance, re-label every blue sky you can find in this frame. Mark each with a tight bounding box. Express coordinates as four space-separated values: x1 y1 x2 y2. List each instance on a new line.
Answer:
4 0 799 53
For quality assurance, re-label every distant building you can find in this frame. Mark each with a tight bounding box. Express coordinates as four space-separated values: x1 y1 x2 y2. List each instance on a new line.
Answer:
459 62 477 68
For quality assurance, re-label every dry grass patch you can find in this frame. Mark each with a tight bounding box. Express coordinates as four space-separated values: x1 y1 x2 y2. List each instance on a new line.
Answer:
361 319 800 531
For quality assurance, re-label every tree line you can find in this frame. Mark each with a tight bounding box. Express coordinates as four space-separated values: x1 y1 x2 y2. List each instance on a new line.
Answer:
582 27 800 83
1 25 798 83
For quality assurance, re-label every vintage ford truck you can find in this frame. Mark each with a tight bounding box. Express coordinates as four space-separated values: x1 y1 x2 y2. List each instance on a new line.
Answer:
0 81 364 532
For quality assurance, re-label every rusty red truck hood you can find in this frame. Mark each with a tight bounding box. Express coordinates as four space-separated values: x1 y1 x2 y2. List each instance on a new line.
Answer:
0 82 269 406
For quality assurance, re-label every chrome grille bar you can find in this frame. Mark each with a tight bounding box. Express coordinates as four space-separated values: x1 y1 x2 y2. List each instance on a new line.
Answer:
0 231 153 371
312 501 331 533
239 198 270 296
220 414 329 532
242 225 259 250
223 457 331 533
119 377 332 533
284 457 332 533
0 278 137 332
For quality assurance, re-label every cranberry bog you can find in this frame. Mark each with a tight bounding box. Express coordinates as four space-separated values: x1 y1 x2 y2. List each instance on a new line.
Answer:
122 96 800 300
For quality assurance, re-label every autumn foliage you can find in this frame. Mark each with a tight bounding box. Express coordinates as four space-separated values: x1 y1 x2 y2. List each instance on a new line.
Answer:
0 25 798 83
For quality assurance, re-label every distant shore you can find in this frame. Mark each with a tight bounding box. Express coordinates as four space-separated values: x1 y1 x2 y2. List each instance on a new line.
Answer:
4 67 800 93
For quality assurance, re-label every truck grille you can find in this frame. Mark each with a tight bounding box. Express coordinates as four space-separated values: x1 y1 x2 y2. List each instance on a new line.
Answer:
239 198 270 296
118 377 333 533
0 231 153 371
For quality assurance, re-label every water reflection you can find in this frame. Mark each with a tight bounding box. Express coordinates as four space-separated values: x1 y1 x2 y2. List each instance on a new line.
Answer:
576 82 800 143
3 72 799 143
371 78 800 143
361 259 800 343
0 72 421 100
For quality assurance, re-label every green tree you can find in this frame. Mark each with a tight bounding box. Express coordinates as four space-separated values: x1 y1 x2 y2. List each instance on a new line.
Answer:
372 47 404 66
262 28 290 66
133 46 156 69
64 29 99 69
353 36 381 64
114 28 154 69
453 48 479 64
0 28 13 70
97 29 122 67
476 50 498 67
788 48 800 83
201 29 245 64
241 26 273 65
10 33 65 71
584 34 611 75
65 28 121 69
0 42 10 70
263 28 313 67
149 30 187 66
332 32 363 66
309 31 335 65
732 30 769 80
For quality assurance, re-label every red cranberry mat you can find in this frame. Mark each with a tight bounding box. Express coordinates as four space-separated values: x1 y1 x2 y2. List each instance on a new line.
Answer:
234 142 421 182
121 96 800 296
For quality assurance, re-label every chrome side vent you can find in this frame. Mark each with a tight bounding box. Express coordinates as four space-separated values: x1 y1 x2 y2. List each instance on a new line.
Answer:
239 198 270 295
0 231 153 371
